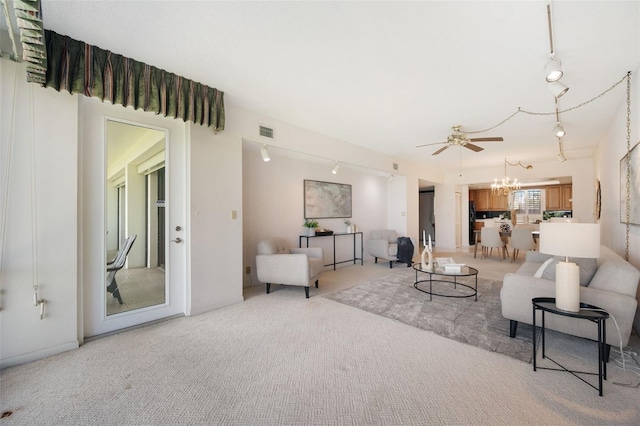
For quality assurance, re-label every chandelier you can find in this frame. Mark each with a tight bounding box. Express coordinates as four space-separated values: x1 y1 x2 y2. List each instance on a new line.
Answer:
491 159 532 196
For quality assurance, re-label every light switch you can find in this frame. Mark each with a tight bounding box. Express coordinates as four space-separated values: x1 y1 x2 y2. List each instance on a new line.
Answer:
231 210 237 220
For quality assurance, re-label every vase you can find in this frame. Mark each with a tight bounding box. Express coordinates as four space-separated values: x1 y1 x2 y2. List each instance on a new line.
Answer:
346 225 352 233
309 228 316 237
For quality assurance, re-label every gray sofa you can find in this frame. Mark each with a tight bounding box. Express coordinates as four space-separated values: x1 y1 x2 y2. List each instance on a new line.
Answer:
501 246 639 348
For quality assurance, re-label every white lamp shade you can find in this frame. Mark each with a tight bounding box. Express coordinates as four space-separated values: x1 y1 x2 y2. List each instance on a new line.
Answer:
544 57 563 82
539 223 600 259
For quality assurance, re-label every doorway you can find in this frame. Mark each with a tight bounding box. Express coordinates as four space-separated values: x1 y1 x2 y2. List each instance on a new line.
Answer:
419 189 435 246
81 96 187 338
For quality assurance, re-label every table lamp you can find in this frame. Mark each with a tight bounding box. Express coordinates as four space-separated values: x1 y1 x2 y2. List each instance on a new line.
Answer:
539 222 600 312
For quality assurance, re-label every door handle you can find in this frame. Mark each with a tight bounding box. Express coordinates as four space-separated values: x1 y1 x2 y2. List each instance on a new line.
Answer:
171 237 183 244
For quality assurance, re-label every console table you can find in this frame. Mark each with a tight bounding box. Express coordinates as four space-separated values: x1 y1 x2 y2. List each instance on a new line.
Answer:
299 232 363 271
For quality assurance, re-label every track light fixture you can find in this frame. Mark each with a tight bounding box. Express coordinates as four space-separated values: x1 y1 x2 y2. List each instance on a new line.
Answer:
331 162 340 174
557 152 567 162
553 123 566 138
547 81 569 98
388 174 395 182
261 145 270 162
544 56 563 82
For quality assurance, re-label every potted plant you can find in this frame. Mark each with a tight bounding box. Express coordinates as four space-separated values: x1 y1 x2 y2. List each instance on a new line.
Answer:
303 219 319 236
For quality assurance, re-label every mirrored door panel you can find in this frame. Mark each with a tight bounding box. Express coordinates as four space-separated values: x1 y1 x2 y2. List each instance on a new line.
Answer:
106 120 166 315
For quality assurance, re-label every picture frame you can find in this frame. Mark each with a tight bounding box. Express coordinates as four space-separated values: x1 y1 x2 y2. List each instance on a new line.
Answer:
620 142 640 224
595 179 601 221
304 179 352 219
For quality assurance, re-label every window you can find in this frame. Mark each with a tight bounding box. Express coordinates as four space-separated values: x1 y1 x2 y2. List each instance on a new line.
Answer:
513 189 542 217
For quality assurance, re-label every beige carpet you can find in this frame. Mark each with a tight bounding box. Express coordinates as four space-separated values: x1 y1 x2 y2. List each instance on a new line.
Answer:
2 252 640 425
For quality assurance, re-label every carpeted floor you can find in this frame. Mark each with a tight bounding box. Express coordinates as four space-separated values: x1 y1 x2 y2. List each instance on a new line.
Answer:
324 266 536 363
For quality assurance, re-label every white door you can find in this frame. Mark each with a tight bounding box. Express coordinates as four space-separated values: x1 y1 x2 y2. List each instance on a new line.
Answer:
81 97 187 337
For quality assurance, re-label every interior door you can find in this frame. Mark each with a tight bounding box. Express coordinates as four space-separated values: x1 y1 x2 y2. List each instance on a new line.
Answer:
82 97 186 338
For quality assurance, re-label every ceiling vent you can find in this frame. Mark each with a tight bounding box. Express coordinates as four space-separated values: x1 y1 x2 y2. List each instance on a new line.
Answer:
259 125 274 139
393 163 399 170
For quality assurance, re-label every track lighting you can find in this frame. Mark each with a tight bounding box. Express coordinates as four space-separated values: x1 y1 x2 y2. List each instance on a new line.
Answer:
388 174 395 182
544 56 563 82
331 162 340 174
261 145 270 162
557 152 567 163
553 123 566 138
547 81 569 98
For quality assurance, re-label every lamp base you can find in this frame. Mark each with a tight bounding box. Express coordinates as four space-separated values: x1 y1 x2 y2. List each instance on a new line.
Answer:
555 261 580 312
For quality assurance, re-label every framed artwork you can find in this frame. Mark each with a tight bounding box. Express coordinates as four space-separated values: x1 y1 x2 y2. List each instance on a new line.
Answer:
304 180 352 219
620 142 640 224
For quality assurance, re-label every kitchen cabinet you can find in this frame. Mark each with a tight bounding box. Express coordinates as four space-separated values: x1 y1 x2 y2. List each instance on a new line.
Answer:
474 189 491 211
470 189 508 211
545 184 573 210
562 184 573 210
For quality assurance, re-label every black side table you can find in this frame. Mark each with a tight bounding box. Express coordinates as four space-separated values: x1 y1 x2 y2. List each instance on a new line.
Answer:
532 297 609 396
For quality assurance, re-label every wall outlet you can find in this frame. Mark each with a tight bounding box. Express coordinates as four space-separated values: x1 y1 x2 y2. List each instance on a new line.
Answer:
245 266 251 274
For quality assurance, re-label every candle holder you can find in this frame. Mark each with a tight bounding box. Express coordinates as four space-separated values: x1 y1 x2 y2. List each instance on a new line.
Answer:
421 246 434 272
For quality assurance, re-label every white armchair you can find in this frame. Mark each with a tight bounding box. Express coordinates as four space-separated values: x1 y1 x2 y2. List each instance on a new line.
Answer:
255 238 324 298
367 230 415 268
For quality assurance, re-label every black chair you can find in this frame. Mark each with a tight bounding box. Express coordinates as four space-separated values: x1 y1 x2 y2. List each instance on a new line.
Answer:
106 234 137 304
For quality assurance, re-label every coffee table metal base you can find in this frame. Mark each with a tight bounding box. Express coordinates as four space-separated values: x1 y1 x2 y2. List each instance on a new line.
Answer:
413 265 478 301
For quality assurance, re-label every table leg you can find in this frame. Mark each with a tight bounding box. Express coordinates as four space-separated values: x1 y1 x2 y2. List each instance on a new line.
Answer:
533 304 537 371
474 238 478 258
541 311 546 359
598 319 603 396
333 235 336 271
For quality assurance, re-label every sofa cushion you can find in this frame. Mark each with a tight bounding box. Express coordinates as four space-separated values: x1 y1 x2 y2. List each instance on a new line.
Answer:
540 257 598 286
589 246 640 296
534 258 554 278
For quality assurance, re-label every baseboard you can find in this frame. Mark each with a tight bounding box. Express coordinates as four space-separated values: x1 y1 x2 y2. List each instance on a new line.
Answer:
189 296 244 316
1 340 79 370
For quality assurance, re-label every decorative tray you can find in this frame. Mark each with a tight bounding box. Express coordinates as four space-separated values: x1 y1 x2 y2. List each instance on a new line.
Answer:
315 230 333 236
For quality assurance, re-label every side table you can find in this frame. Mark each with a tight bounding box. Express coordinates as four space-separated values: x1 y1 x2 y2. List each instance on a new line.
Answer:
532 297 609 396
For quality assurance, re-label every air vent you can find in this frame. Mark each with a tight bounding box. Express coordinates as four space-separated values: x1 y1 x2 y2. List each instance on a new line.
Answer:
259 125 274 139
393 163 399 170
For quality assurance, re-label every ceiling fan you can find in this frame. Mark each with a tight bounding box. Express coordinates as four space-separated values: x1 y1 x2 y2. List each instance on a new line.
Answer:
416 125 504 155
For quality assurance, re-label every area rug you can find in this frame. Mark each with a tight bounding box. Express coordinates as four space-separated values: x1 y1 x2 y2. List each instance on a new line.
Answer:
324 267 534 363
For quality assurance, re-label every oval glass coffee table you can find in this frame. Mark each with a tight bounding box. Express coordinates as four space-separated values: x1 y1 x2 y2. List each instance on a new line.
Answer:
413 264 479 301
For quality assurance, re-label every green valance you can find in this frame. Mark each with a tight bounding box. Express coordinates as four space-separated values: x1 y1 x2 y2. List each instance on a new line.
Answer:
44 29 224 132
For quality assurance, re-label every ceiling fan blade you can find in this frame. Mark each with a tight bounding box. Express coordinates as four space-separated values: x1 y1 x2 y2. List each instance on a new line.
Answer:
416 141 446 148
468 137 504 142
432 145 450 155
463 143 484 152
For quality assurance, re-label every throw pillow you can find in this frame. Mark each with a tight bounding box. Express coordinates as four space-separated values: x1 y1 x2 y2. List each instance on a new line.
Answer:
540 257 598 286
534 258 554 278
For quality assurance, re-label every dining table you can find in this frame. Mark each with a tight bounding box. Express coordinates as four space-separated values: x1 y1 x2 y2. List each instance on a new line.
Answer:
473 229 540 259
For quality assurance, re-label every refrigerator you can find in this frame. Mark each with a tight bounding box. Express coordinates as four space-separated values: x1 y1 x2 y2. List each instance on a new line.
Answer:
469 200 476 245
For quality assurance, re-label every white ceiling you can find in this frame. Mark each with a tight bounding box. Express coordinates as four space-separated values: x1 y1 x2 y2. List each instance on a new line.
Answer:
39 1 640 173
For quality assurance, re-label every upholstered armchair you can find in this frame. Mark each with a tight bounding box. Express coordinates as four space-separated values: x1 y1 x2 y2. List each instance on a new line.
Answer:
367 230 415 268
255 238 324 298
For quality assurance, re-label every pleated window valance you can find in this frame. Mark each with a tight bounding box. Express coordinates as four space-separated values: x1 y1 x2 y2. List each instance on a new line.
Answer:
44 30 224 132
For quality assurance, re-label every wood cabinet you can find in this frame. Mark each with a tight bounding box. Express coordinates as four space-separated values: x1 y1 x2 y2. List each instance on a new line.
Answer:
491 193 508 211
474 189 491 211
562 184 572 210
470 189 508 211
545 184 573 210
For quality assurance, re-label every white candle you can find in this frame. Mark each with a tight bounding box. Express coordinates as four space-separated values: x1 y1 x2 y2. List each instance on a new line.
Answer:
423 230 426 246
428 234 432 251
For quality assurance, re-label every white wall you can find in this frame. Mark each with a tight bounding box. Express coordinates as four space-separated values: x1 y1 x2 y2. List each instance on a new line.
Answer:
595 65 640 332
188 120 244 313
1 60 79 368
242 136 389 287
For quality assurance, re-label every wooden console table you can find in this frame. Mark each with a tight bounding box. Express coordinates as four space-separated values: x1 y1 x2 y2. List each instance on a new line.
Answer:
299 232 363 271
